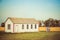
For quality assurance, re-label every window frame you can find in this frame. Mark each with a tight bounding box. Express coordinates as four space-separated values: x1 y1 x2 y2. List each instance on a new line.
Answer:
27 24 29 29
22 24 24 29
8 24 11 30
35 24 37 29
31 24 33 29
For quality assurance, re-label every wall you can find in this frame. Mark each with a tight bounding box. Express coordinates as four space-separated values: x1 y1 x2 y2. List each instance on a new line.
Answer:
14 24 39 33
5 19 13 33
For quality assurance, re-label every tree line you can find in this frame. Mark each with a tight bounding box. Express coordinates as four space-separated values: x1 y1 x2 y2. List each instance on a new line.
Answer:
39 18 60 27
1 18 60 27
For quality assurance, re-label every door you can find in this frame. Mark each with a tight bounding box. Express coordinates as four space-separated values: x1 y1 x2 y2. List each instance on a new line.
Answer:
14 26 18 32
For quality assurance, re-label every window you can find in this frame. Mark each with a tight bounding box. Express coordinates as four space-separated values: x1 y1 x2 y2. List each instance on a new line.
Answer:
35 24 37 29
22 24 24 29
31 25 33 29
27 24 29 29
8 24 10 30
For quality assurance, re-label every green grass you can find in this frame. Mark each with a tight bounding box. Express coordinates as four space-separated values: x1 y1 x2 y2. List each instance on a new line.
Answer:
0 32 60 40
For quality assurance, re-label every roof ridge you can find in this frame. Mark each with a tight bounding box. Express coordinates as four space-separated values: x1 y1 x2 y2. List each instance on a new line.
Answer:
8 17 36 20
6 17 39 24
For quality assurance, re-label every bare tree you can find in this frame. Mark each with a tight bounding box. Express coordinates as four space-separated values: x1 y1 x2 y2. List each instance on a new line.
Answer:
1 22 5 27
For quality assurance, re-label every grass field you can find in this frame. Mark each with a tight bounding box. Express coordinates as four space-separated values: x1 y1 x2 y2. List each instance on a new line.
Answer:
0 32 60 40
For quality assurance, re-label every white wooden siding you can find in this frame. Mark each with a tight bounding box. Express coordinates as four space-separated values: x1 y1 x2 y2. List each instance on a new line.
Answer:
14 24 39 33
5 19 13 33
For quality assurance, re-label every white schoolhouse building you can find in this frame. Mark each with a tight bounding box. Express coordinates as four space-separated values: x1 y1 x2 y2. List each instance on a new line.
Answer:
5 17 39 33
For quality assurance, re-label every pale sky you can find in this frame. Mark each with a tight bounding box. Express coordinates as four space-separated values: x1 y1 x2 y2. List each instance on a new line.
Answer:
0 0 60 25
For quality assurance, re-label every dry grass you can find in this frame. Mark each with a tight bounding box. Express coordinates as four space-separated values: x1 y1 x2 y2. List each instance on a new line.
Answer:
0 27 5 31
39 27 60 31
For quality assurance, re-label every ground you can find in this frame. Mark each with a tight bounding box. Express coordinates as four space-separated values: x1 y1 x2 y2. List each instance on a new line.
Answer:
0 32 60 40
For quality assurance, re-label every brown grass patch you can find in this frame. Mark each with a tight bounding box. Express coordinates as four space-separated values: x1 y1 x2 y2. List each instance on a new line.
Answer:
0 27 5 31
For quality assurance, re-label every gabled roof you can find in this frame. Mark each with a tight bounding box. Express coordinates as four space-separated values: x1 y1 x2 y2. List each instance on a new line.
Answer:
6 17 39 24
